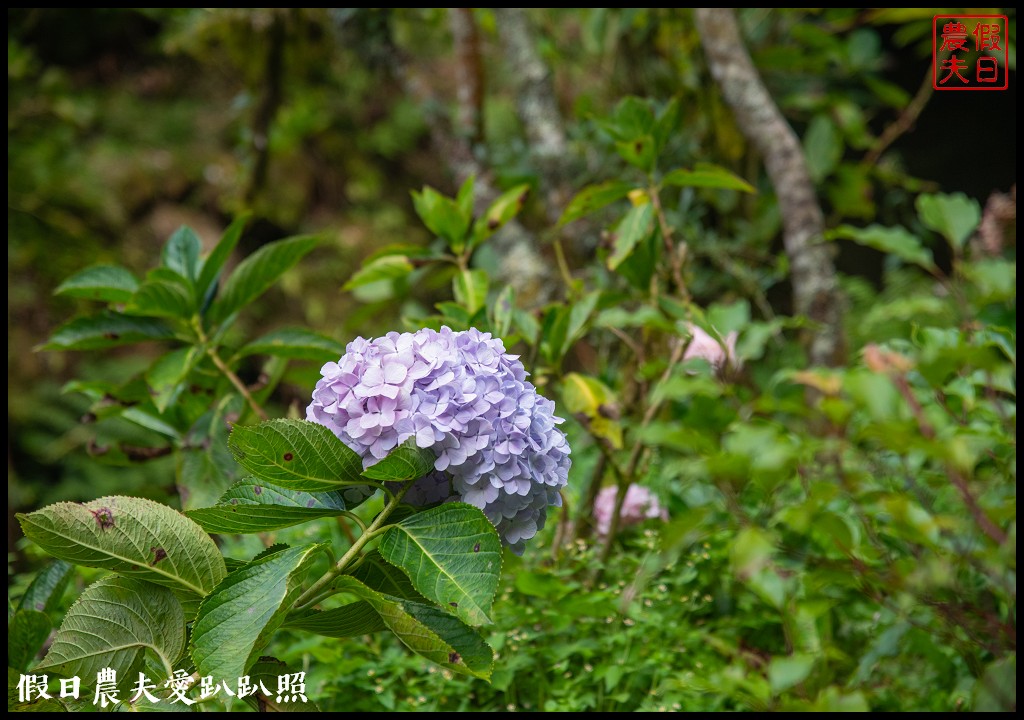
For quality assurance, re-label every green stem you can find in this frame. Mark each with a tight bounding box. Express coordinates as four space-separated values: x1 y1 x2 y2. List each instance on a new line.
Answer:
291 482 413 610
193 318 268 421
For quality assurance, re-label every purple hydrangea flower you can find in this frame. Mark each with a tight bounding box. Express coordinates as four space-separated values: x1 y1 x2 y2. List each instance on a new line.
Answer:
593 484 668 537
307 327 571 553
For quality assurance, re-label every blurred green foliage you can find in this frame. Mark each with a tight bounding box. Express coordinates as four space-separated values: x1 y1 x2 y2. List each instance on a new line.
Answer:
8 7 1016 713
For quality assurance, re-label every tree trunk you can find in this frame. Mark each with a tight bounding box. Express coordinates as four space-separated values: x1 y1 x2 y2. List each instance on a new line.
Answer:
694 8 843 366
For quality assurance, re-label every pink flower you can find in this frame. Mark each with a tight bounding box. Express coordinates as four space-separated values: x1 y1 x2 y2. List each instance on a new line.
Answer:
593 484 668 536
683 323 737 372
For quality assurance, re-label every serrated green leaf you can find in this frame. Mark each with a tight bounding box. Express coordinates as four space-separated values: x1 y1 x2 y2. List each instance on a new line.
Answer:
162 226 202 283
17 560 73 614
190 544 320 683
352 550 427 600
284 601 387 637
561 372 623 448
663 163 756 193
196 214 250 303
54 265 139 304
186 479 346 534
8 610 51 670
453 269 489 315
41 312 174 351
146 347 199 413
229 419 366 491
378 503 501 627
412 186 471 251
17 496 226 597
36 576 184 684
343 255 414 291
829 224 935 270
238 327 345 361
916 192 981 251
559 181 634 226
362 440 436 482
615 134 656 170
127 278 196 319
607 203 654 271
333 577 493 678
472 184 530 246
243 657 320 712
209 235 319 325
491 285 515 338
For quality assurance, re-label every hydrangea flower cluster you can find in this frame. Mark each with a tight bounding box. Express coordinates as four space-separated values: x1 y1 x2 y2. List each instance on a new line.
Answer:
307 327 571 553
593 484 668 537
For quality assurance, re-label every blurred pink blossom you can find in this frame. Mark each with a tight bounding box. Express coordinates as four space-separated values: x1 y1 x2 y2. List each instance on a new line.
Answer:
683 323 738 372
594 484 668 536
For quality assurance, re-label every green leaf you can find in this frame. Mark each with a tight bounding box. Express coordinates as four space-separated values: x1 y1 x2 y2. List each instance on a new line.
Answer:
829 224 935 270
54 265 139 303
36 576 184 684
607 203 654 271
559 181 634 226
362 440 437 482
453 269 489 315
491 285 515 338
412 186 471 251
146 347 199 413
973 655 1016 711
802 115 842 183
162 226 202 283
229 419 366 492
17 560 73 614
352 550 426 600
209 235 319 324
17 496 226 597
243 657 320 712
769 654 815 694
196 214 250 303
8 610 52 670
238 328 344 361
378 503 501 627
456 175 475 222
186 479 346 534
561 373 623 448
7 667 70 712
615 134 656 171
472 184 530 246
663 163 756 193
916 192 981 251
41 312 174 351
564 290 601 353
190 544 321 683
127 278 196 319
284 601 387 637
342 255 414 291
333 577 493 678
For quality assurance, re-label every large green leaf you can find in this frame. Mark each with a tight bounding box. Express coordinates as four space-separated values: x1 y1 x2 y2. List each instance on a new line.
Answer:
209 235 319 324
607 202 654 271
663 163 756 193
162 226 202 283
196 214 250 304
127 277 196 319
829 224 935 270
190 544 321 682
237 327 344 361
378 503 501 627
54 265 139 304
453 269 489 315
471 184 530 246
17 496 226 597
284 601 387 637
229 419 365 491
343 255 414 291
916 192 981 251
17 560 73 614
352 550 426 600
186 479 346 534
8 610 52 671
36 576 184 684
41 312 174 351
412 186 471 250
559 181 634 226
362 440 436 482
333 577 493 679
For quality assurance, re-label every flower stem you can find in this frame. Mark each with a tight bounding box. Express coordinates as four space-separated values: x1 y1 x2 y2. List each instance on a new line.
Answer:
193 318 268 421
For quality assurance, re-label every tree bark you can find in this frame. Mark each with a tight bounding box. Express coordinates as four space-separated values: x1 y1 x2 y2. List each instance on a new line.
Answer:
694 8 843 366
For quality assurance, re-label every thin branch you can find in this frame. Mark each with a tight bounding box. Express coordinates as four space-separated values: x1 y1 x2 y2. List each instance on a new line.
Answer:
694 8 843 367
206 345 269 422
862 66 934 168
